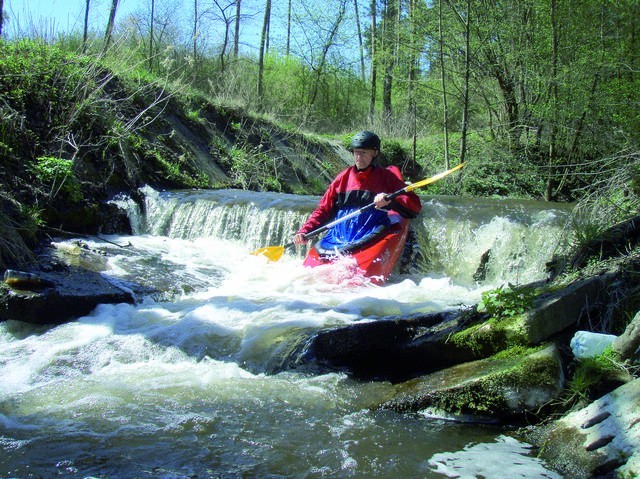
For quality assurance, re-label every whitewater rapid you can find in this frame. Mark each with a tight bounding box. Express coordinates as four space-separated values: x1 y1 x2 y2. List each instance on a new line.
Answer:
0 188 572 478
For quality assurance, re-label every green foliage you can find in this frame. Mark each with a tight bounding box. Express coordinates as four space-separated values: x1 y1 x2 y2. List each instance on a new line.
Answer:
379 139 407 167
478 284 536 321
569 155 640 248
0 205 35 269
223 146 283 192
186 109 201 122
18 204 44 243
30 157 83 202
566 348 627 403
152 151 209 189
0 40 96 129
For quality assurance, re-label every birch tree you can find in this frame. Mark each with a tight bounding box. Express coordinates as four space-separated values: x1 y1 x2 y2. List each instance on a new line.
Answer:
82 0 90 52
369 0 377 121
233 0 241 58
103 0 119 53
257 0 271 97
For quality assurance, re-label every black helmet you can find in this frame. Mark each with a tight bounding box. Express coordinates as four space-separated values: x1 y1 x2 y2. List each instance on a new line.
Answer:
350 131 380 150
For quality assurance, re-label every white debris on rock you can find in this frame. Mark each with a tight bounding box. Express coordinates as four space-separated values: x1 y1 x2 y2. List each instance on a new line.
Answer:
548 378 640 477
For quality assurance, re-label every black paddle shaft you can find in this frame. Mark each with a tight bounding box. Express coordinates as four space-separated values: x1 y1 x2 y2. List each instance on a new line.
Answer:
298 188 407 243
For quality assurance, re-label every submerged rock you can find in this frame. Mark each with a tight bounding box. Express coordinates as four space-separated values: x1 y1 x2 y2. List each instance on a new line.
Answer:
380 344 565 422
289 310 480 381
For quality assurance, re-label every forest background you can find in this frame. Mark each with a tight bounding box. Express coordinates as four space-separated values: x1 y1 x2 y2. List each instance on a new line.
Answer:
3 0 639 199
0 0 639 268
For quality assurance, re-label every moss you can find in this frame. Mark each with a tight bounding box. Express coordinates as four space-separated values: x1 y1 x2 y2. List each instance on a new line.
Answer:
426 382 509 416
423 345 562 418
564 348 634 406
382 344 563 419
449 313 529 358
492 344 544 360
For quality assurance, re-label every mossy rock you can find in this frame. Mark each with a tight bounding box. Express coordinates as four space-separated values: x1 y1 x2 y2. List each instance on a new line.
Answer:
380 344 564 422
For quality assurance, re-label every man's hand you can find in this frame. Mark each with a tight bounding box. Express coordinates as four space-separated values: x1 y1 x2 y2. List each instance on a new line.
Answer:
374 193 391 209
293 233 307 245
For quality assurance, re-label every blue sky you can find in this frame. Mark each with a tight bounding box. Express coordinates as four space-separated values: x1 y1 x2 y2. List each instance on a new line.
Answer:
6 0 141 35
3 0 268 45
6 0 363 67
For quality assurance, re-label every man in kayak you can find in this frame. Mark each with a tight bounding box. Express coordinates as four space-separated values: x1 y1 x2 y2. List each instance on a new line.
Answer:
292 130 422 253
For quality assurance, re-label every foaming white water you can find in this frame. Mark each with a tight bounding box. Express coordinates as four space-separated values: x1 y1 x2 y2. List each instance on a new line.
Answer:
119 187 574 287
81 234 484 366
418 205 571 286
3 232 485 400
0 191 571 478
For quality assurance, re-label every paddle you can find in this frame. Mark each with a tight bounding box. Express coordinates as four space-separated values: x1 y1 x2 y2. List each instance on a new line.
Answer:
251 162 466 262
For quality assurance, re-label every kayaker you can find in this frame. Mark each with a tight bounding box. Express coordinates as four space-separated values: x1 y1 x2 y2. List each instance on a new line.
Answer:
292 130 422 250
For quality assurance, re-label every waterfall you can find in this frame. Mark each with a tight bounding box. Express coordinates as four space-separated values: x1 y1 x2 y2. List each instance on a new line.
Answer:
117 186 573 287
113 185 318 251
413 196 573 286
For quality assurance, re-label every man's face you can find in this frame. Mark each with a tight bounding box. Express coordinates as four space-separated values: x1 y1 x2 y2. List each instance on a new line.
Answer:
353 149 378 170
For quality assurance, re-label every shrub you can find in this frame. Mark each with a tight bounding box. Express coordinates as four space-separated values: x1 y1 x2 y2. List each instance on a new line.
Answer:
30 156 83 202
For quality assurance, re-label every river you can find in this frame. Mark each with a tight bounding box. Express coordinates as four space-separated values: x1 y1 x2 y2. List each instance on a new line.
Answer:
0 187 572 478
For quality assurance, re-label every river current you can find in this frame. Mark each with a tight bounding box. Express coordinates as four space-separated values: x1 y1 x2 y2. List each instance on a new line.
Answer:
0 187 571 478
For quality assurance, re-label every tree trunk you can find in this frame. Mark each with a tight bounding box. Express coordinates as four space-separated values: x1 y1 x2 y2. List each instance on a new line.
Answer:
354 0 365 82
459 0 471 166
408 0 417 169
545 0 558 201
286 0 291 55
257 0 271 98
438 0 450 169
82 0 90 53
193 0 198 61
369 0 377 121
0 0 3 37
233 0 241 58
308 1 346 109
214 0 233 76
103 0 120 53
381 0 396 122
149 0 155 71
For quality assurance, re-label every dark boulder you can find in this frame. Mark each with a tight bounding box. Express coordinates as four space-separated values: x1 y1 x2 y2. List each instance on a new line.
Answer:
0 266 134 325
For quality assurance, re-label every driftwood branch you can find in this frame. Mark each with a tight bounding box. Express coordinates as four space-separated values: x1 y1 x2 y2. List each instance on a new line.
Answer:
613 310 640 362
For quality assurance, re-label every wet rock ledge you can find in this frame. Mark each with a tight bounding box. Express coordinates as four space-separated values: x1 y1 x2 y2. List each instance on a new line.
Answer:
0 264 135 324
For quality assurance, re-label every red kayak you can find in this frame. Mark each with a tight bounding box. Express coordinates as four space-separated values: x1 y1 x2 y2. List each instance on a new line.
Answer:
302 213 409 285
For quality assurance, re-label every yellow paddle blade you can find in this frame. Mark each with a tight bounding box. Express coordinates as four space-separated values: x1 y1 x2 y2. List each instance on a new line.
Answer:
405 162 466 192
250 245 286 262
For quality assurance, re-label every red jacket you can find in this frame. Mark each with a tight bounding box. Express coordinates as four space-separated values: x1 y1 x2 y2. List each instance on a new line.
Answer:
297 165 422 235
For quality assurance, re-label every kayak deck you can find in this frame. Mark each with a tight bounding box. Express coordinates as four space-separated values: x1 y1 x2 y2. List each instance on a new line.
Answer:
303 218 409 285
